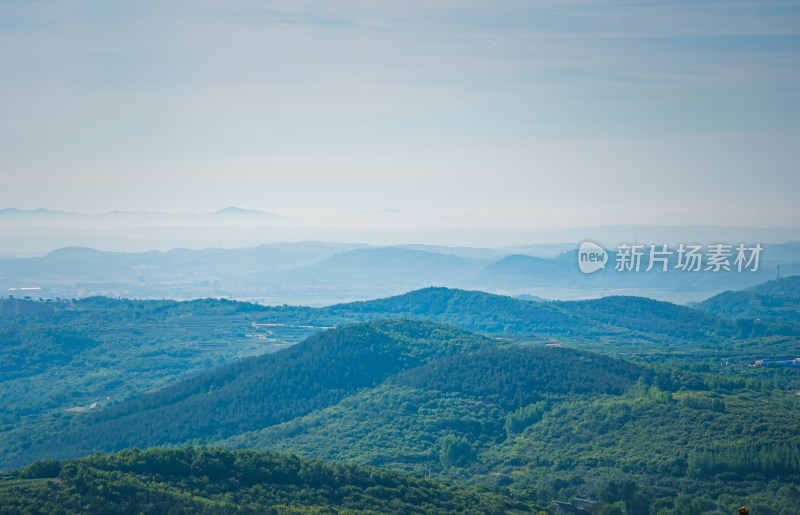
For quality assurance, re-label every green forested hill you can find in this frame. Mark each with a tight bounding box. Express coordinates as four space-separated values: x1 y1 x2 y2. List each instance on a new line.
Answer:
0 320 496 470
2 287 756 431
319 286 741 346
0 296 303 427
0 446 541 514
320 287 589 334
394 345 645 407
696 275 800 324
214 341 800 514
316 287 800 362
219 345 653 470
747 275 800 298
557 295 735 342
6 281 796 430
218 363 800 514
4 313 800 513
5 282 800 513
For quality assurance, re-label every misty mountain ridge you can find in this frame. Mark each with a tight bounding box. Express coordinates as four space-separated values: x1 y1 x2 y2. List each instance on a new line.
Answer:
2 205 799 256
2 240 798 305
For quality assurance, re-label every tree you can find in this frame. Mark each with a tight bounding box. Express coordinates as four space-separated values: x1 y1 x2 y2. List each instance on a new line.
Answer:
439 435 473 469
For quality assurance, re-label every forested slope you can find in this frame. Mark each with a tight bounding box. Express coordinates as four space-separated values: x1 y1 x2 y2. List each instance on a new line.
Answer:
696 275 800 324
0 446 540 514
0 320 495 470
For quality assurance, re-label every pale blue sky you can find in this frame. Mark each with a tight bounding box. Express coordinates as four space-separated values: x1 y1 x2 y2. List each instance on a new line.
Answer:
1 0 799 228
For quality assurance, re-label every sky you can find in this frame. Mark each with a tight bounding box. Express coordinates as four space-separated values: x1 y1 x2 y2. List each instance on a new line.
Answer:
1 0 799 230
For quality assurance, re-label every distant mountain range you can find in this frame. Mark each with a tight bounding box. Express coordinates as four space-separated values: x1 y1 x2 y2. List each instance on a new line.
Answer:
1 241 798 304
2 206 799 260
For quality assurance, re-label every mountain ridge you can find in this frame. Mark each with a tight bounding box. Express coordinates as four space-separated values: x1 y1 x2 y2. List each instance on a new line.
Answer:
695 275 800 323
0 319 497 469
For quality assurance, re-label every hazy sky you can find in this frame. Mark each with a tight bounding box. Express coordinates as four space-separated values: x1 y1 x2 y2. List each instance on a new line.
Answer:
2 1 799 229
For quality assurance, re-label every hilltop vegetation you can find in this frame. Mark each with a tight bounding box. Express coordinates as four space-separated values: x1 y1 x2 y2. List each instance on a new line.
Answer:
221 380 800 513
0 446 540 514
5 316 800 513
4 282 800 466
697 275 800 324
0 320 495 469
4 279 800 513
0 297 301 428
6 284 784 432
394 345 644 407
314 287 743 350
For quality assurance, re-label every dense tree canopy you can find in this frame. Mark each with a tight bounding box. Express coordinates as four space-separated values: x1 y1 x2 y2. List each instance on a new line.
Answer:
1 446 541 514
